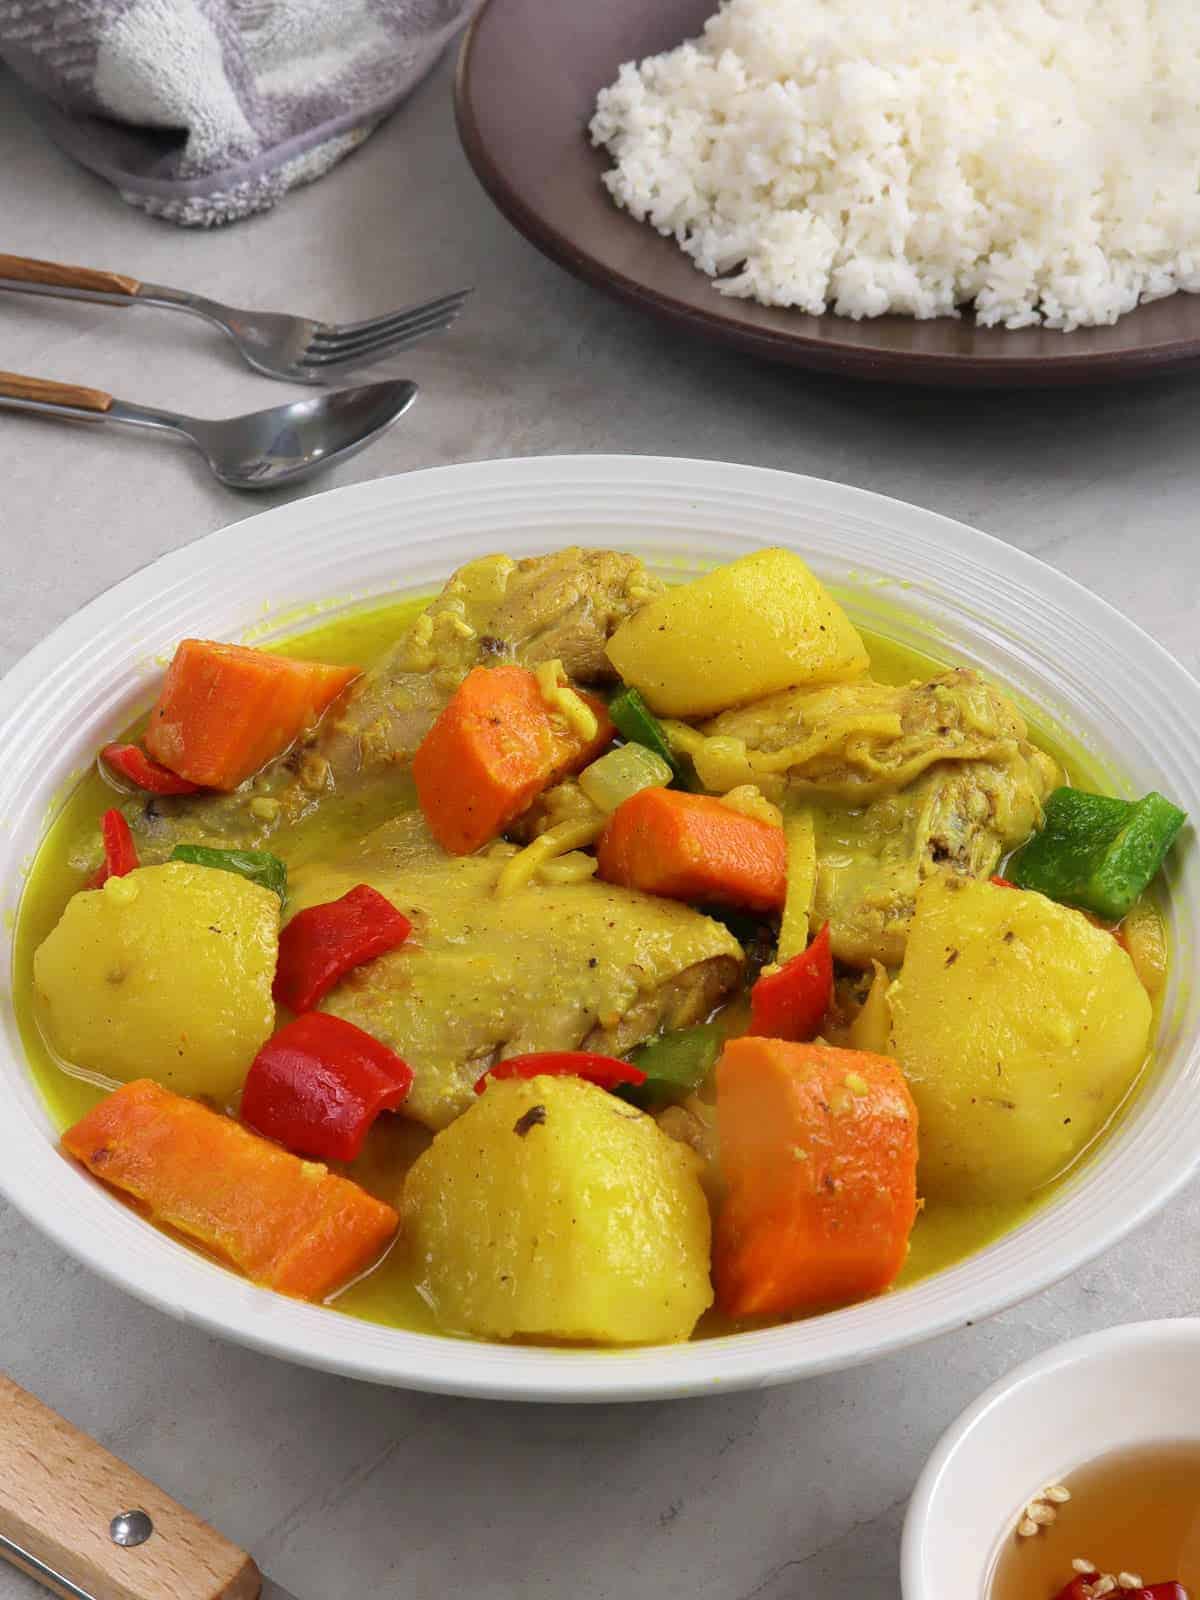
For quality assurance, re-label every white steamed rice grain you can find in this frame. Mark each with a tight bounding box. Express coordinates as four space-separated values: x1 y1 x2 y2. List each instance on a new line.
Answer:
589 0 1200 330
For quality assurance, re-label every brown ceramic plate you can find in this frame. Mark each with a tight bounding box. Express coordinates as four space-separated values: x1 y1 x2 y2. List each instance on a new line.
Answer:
456 0 1200 388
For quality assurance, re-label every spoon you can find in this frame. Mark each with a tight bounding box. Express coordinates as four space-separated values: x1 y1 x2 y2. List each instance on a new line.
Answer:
0 371 418 488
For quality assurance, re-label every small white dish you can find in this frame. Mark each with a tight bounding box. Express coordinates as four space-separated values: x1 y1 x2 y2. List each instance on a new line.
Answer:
902 1318 1200 1599
1 456 1199 1401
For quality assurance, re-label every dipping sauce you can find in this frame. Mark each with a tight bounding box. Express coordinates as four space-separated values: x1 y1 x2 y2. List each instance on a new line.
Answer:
987 1442 1200 1599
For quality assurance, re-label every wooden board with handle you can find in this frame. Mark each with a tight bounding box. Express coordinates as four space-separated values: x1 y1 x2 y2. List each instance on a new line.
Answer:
0 1375 260 1600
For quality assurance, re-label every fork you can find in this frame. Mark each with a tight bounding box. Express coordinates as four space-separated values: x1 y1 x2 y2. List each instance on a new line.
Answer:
0 254 471 384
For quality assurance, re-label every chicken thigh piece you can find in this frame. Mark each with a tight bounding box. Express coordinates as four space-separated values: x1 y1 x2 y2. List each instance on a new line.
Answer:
809 756 1056 967
130 548 658 856
684 669 1056 804
287 814 743 1129
667 668 1059 966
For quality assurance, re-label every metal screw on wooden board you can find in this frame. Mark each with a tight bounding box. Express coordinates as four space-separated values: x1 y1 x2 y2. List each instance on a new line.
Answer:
109 1511 153 1548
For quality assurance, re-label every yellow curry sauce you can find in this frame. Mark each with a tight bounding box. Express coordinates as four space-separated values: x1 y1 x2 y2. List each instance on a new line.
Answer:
10 597 1149 1340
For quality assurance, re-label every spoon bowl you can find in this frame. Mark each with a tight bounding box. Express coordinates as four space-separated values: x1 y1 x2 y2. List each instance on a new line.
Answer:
111 380 420 489
176 382 420 488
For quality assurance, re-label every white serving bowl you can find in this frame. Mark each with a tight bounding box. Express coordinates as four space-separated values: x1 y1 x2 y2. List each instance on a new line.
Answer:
901 1317 1200 1598
1 456 1198 1402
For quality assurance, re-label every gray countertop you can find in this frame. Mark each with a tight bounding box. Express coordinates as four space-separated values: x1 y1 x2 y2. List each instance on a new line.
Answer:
2 45 1198 1600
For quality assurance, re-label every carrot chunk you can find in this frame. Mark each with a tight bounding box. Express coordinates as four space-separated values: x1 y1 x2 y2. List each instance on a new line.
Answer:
596 788 787 911
413 665 613 854
63 1080 397 1301
144 640 360 792
714 1038 919 1318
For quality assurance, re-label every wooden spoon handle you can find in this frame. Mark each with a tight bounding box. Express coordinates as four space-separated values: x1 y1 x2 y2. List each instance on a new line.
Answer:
0 1376 261 1600
0 372 113 412
0 254 140 298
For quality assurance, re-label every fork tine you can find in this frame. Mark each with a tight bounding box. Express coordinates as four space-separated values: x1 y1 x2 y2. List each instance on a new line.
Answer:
309 293 471 357
299 315 461 371
308 302 465 360
300 303 468 369
310 289 472 351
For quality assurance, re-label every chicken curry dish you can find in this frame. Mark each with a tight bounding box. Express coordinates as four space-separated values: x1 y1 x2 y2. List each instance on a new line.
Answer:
13 547 1186 1345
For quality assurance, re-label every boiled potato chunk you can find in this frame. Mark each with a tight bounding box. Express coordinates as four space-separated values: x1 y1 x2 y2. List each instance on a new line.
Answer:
605 548 869 718
34 862 278 1103
890 878 1152 1203
403 1075 713 1343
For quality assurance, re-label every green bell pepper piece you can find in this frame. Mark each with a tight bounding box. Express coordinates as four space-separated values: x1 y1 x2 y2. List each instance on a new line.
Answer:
170 844 288 902
608 686 701 789
1006 787 1186 921
623 1024 723 1109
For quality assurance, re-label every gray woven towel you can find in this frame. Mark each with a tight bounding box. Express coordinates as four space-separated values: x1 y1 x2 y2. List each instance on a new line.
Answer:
0 0 476 226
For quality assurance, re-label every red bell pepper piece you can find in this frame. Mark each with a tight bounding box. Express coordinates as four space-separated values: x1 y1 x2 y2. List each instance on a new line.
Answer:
1053 1579 1188 1600
101 742 200 796
990 873 1017 888
748 922 833 1042
475 1052 647 1095
87 809 139 889
273 884 412 1013
241 1011 413 1164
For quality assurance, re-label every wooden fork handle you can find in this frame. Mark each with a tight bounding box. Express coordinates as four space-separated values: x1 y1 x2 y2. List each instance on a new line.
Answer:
0 371 113 412
0 1376 260 1600
0 254 140 298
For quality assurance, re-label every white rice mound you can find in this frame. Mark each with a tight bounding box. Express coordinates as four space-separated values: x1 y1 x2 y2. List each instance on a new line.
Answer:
589 0 1200 330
